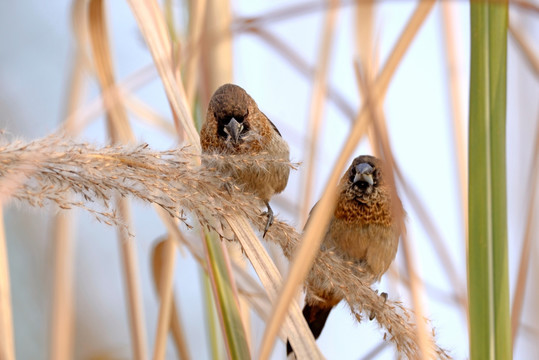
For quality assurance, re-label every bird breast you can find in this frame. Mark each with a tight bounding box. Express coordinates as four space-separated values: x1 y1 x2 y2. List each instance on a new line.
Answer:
325 218 399 281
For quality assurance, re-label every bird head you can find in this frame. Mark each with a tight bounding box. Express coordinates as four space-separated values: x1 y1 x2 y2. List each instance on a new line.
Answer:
344 155 385 203
208 84 253 147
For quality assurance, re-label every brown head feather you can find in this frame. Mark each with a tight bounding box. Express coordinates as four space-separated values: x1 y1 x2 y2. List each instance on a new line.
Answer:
201 84 278 154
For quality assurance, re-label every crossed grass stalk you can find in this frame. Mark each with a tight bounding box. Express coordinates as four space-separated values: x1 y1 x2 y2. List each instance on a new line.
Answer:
0 134 450 359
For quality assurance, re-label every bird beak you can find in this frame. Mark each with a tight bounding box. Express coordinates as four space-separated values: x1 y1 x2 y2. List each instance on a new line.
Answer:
353 163 374 186
225 118 241 143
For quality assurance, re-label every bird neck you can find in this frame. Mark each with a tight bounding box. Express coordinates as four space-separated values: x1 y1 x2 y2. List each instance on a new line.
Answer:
334 195 393 227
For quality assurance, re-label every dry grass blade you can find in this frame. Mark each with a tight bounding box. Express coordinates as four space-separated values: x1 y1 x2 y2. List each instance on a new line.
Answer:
183 0 207 105
300 0 340 226
152 237 178 360
49 2 88 358
511 0 539 14
354 0 376 73
152 237 191 360
126 0 200 146
62 63 158 135
0 208 14 360
508 22 539 78
225 216 323 360
234 0 346 28
123 94 176 135
258 1 436 358
88 0 132 143
244 26 355 120
355 62 431 359
511 111 539 345
88 2 147 359
199 0 233 104
50 212 76 360
440 0 468 249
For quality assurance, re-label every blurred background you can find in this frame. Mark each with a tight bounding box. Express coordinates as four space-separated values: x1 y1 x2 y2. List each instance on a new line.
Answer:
0 0 538 359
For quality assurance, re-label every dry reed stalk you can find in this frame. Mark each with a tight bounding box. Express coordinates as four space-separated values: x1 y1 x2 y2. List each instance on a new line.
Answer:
62 63 159 135
100 2 317 355
243 26 356 122
122 94 176 134
508 22 539 77
226 216 323 360
299 0 340 226
354 0 375 73
441 0 469 230
0 208 14 360
358 341 389 360
199 0 233 105
153 215 192 360
50 211 76 360
183 0 207 106
234 0 345 28
127 0 201 146
152 238 178 360
258 1 436 358
511 0 539 14
49 2 89 358
88 2 148 359
356 63 431 359
511 112 539 345
0 136 449 358
49 42 86 360
439 0 470 315
201 0 257 349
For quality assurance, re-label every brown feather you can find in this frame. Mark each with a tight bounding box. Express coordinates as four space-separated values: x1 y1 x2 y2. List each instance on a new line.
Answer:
288 155 404 357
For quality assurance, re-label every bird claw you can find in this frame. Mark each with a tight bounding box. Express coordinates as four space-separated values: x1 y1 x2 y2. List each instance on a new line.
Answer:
223 182 233 196
262 202 274 238
369 292 388 320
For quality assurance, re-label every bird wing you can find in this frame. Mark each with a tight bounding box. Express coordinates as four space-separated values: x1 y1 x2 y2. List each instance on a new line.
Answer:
262 112 282 137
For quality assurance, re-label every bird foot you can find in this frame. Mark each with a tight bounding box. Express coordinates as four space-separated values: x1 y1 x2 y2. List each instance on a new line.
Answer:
369 292 388 321
223 182 233 196
262 202 274 238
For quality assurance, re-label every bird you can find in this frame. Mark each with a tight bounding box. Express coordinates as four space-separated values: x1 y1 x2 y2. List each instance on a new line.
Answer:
200 83 290 237
287 155 404 356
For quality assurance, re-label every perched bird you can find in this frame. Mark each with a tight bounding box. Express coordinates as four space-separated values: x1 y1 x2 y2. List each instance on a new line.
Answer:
287 155 404 356
200 83 290 236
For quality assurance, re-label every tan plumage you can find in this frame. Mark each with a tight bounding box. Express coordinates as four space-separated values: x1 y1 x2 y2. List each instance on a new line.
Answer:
288 155 404 356
201 83 290 235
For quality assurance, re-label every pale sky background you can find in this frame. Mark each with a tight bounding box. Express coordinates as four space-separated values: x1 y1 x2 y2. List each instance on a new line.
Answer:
1 1 538 359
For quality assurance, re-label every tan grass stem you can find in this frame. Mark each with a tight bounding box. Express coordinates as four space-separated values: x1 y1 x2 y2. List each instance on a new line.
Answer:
127 0 201 148
184 0 207 106
49 2 88 357
152 238 178 360
508 22 539 77
511 112 539 345
299 0 340 226
88 2 148 359
123 94 176 135
441 0 469 253
154 217 192 360
244 26 356 121
226 216 322 360
356 64 431 359
258 2 436 358
0 208 14 360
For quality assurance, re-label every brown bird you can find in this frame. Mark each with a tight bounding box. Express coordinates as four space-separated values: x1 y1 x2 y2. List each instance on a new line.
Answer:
287 155 404 356
200 83 290 236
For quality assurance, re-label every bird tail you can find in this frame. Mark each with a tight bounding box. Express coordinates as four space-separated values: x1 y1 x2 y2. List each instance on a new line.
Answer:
286 303 334 356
